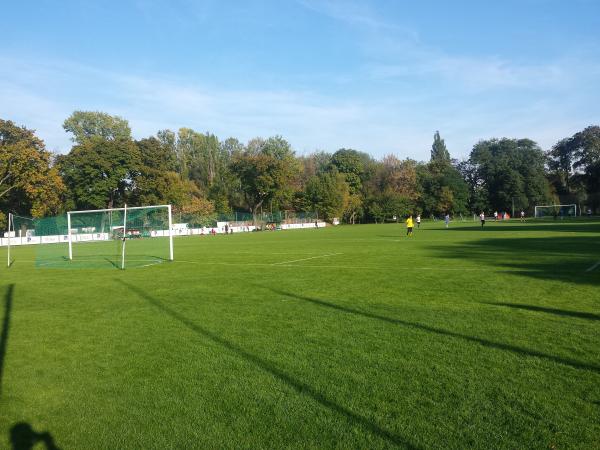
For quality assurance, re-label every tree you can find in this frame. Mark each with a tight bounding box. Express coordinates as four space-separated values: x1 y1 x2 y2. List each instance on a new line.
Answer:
365 155 419 222
0 119 65 220
457 159 487 213
174 128 223 190
376 155 419 200
57 137 141 209
330 148 371 193
469 138 552 213
177 196 216 227
63 111 131 144
548 125 600 211
431 131 450 163
136 137 178 172
417 132 469 216
230 136 298 218
303 171 350 221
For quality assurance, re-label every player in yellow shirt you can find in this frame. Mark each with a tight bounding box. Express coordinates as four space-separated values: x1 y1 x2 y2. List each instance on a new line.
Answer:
406 215 414 236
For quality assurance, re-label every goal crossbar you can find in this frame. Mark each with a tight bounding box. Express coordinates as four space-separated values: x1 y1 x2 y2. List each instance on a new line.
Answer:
67 205 172 214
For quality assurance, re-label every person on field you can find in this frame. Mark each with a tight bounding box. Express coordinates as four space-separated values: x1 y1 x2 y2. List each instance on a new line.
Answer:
494 211 498 221
520 210 525 222
416 214 421 228
480 212 485 227
406 215 414 236
444 213 450 228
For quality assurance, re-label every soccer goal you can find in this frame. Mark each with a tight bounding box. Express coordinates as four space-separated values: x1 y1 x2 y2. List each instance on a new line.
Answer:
6 213 35 267
534 204 577 219
68 204 173 269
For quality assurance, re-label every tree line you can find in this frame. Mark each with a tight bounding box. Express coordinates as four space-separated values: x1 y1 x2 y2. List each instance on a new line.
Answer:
1 111 599 228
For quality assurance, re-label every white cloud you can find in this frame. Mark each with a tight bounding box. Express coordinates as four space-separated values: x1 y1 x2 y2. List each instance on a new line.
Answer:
0 54 597 160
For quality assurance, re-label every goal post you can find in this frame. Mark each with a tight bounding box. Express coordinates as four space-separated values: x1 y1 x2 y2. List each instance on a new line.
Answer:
534 204 577 219
68 204 174 269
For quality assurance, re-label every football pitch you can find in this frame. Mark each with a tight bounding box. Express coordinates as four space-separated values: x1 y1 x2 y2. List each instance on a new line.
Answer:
0 220 599 449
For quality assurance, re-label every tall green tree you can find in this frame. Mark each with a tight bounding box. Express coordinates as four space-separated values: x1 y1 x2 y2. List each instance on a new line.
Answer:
469 138 552 213
129 137 194 208
230 136 299 218
547 125 600 211
457 159 487 213
430 130 451 163
330 148 372 194
136 137 178 172
303 170 350 221
63 111 132 144
329 148 373 222
417 132 469 215
57 137 141 209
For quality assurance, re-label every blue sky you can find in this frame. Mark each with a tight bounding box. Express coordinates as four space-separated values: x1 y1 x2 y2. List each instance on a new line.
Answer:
1 0 599 160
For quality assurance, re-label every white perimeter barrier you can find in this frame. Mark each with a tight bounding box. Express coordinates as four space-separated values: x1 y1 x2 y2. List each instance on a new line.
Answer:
0 222 327 247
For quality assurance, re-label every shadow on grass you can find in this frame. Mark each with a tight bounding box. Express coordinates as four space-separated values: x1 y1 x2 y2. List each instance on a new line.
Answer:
445 221 600 233
0 284 14 397
116 280 418 449
267 288 600 374
486 302 600 321
10 422 59 450
428 235 600 285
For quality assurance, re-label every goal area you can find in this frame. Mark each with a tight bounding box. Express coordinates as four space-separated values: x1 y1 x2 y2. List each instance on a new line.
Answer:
5 205 173 269
534 204 577 219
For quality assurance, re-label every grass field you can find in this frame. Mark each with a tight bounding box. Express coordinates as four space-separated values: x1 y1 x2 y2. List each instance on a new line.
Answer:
0 220 599 449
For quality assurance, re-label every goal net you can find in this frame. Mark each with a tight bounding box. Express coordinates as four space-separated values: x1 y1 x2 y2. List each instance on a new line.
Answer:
4 205 173 269
68 205 173 269
534 204 577 219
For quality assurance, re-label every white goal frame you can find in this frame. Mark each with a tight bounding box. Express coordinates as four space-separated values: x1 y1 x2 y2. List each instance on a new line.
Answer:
67 204 174 268
534 204 577 218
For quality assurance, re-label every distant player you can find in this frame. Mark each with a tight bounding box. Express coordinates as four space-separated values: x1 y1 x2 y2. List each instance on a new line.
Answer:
444 213 450 228
480 212 485 227
520 210 525 222
494 211 498 221
416 214 421 228
406 215 414 236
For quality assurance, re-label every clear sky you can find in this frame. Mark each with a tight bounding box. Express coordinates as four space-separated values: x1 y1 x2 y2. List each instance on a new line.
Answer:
1 0 599 160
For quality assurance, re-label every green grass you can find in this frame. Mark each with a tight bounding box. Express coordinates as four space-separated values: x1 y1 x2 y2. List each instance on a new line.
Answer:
1 220 599 449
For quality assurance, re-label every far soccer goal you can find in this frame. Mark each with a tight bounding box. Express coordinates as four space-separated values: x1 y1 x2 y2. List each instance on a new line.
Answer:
534 204 577 219
68 204 174 269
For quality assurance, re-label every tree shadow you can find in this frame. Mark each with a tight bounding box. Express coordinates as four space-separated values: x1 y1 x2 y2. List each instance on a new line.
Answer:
428 235 600 285
264 288 600 374
116 280 418 449
446 221 600 234
485 302 600 321
10 422 60 450
0 284 14 397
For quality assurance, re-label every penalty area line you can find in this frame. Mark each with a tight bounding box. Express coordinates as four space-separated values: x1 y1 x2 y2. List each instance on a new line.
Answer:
585 260 600 273
172 260 527 272
271 252 344 265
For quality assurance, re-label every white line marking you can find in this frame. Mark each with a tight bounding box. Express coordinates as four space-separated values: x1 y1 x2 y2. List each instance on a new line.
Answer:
173 260 517 271
586 260 600 272
272 253 344 265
